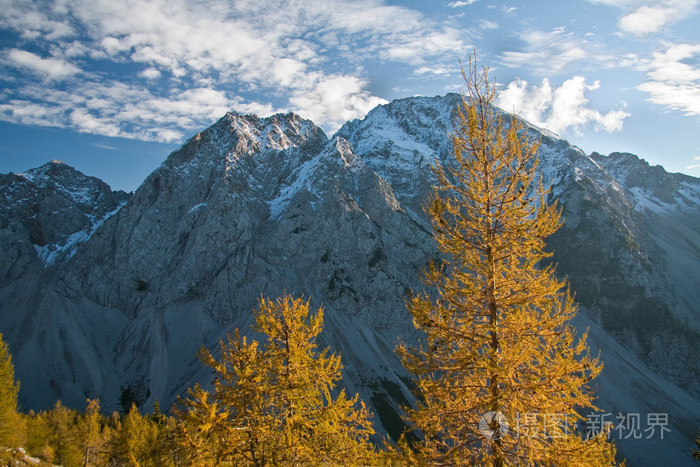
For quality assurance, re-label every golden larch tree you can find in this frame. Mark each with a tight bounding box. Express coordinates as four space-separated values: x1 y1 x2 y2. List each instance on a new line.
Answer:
178 295 377 465
177 330 269 465
397 53 619 466
0 333 25 449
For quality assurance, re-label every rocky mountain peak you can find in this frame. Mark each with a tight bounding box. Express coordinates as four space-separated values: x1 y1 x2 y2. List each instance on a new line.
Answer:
591 151 700 209
20 159 129 211
0 161 129 282
227 111 327 152
159 111 328 195
334 94 460 212
53 109 333 319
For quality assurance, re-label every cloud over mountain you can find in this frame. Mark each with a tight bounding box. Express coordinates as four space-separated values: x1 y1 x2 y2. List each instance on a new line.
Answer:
497 76 630 134
0 0 469 140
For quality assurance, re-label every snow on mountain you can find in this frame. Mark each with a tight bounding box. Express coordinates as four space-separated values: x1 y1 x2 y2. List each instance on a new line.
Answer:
1 96 699 465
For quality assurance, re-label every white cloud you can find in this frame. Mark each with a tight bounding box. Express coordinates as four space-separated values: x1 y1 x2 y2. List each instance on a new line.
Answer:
636 43 700 116
588 0 699 36
152 128 184 143
637 81 700 115
5 49 80 80
100 37 129 56
69 108 122 137
0 99 66 128
448 0 478 6
289 74 388 130
587 0 634 6
498 30 590 74
0 0 76 40
619 5 678 35
0 81 271 142
479 20 498 30
139 67 161 80
91 142 118 150
0 0 471 141
415 65 453 76
643 43 700 85
497 76 630 134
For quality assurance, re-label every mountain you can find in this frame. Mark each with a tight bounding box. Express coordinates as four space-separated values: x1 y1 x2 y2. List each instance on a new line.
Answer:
0 160 130 281
1 95 699 465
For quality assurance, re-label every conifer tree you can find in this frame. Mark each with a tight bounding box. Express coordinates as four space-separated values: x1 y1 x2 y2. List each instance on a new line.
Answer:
25 410 55 463
0 332 24 448
178 295 377 465
45 400 83 467
111 403 174 467
397 53 619 465
255 296 376 465
77 399 108 466
177 332 267 465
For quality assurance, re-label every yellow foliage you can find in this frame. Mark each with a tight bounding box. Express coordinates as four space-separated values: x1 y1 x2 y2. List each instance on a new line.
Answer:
0 332 25 448
177 295 378 465
397 52 620 466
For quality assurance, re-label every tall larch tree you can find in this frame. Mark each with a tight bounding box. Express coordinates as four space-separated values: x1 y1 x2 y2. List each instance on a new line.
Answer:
397 53 619 466
177 295 377 465
0 332 25 448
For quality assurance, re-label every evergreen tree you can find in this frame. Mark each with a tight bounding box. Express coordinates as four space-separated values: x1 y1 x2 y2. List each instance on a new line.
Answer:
150 400 179 464
45 400 83 467
25 410 55 463
397 53 618 465
178 295 377 465
111 403 174 467
255 296 376 465
0 332 25 448
178 331 269 465
77 399 108 467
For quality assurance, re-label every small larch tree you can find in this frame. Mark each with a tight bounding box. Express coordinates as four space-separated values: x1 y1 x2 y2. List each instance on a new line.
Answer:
0 332 25 448
397 53 619 465
77 399 108 467
177 295 377 465
110 403 173 467
45 401 83 467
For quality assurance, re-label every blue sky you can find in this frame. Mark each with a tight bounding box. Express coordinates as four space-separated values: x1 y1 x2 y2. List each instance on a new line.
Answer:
1 0 699 192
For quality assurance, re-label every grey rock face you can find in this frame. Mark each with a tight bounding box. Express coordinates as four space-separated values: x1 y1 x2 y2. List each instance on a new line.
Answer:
587 151 700 392
0 160 129 283
59 112 328 317
1 96 699 464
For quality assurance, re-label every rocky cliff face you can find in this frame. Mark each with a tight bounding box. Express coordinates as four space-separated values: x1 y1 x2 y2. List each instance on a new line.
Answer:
1 95 699 465
554 150 700 394
0 160 129 282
